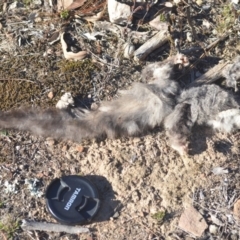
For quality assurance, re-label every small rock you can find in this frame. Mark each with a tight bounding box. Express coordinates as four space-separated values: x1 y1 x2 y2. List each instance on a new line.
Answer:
186 32 193 42
47 91 54 99
112 211 120 219
202 19 211 29
174 0 182 4
15 145 20 151
35 17 42 22
75 145 84 153
209 225 218 235
178 206 208 237
56 92 74 109
196 0 202 6
108 0 131 24
33 0 42 5
212 29 218 35
233 199 240 220
123 43 135 59
212 167 229 175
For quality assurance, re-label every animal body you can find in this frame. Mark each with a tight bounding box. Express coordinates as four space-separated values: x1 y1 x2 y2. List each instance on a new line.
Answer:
0 55 187 143
1 54 239 156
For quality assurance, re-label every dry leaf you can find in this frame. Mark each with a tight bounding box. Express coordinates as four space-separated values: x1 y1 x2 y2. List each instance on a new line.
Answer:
57 0 73 10
60 32 88 60
66 0 87 10
83 2 106 22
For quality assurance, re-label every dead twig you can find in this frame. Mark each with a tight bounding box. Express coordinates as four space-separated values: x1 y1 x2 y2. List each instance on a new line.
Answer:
0 78 35 83
134 30 169 61
21 219 90 234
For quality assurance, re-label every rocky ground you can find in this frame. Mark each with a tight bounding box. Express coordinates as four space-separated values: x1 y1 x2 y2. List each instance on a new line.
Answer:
0 0 240 239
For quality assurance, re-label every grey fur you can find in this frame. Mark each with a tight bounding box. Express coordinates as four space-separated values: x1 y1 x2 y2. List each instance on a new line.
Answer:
164 84 240 154
224 55 240 91
0 56 181 142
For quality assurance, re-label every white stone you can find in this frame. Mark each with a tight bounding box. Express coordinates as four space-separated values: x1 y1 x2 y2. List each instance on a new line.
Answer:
209 225 218 235
108 0 131 24
56 92 74 109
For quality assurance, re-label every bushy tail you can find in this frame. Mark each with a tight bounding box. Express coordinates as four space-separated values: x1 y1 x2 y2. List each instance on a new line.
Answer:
0 108 112 142
0 103 155 142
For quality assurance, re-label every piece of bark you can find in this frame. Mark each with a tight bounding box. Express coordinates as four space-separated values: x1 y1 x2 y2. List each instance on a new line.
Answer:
61 33 88 61
190 62 230 87
134 30 169 61
21 219 90 234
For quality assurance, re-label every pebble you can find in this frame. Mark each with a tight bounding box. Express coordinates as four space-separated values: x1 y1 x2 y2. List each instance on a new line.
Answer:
186 32 193 42
209 224 218 235
108 0 131 24
178 205 208 237
47 91 54 99
123 43 135 59
33 0 42 5
75 145 84 153
35 17 42 22
112 211 120 219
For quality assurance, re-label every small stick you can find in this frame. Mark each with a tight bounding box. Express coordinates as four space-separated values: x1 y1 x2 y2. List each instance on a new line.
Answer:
21 219 90 234
134 30 169 61
0 78 35 83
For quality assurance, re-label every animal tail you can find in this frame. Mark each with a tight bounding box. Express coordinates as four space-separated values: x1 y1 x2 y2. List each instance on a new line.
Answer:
0 107 118 142
0 104 150 142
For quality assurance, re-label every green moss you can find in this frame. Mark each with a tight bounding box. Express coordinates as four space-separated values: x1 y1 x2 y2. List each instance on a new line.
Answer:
23 0 32 5
59 59 96 73
0 218 20 239
152 210 166 223
60 9 70 19
0 130 8 136
159 13 166 22
216 4 236 34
